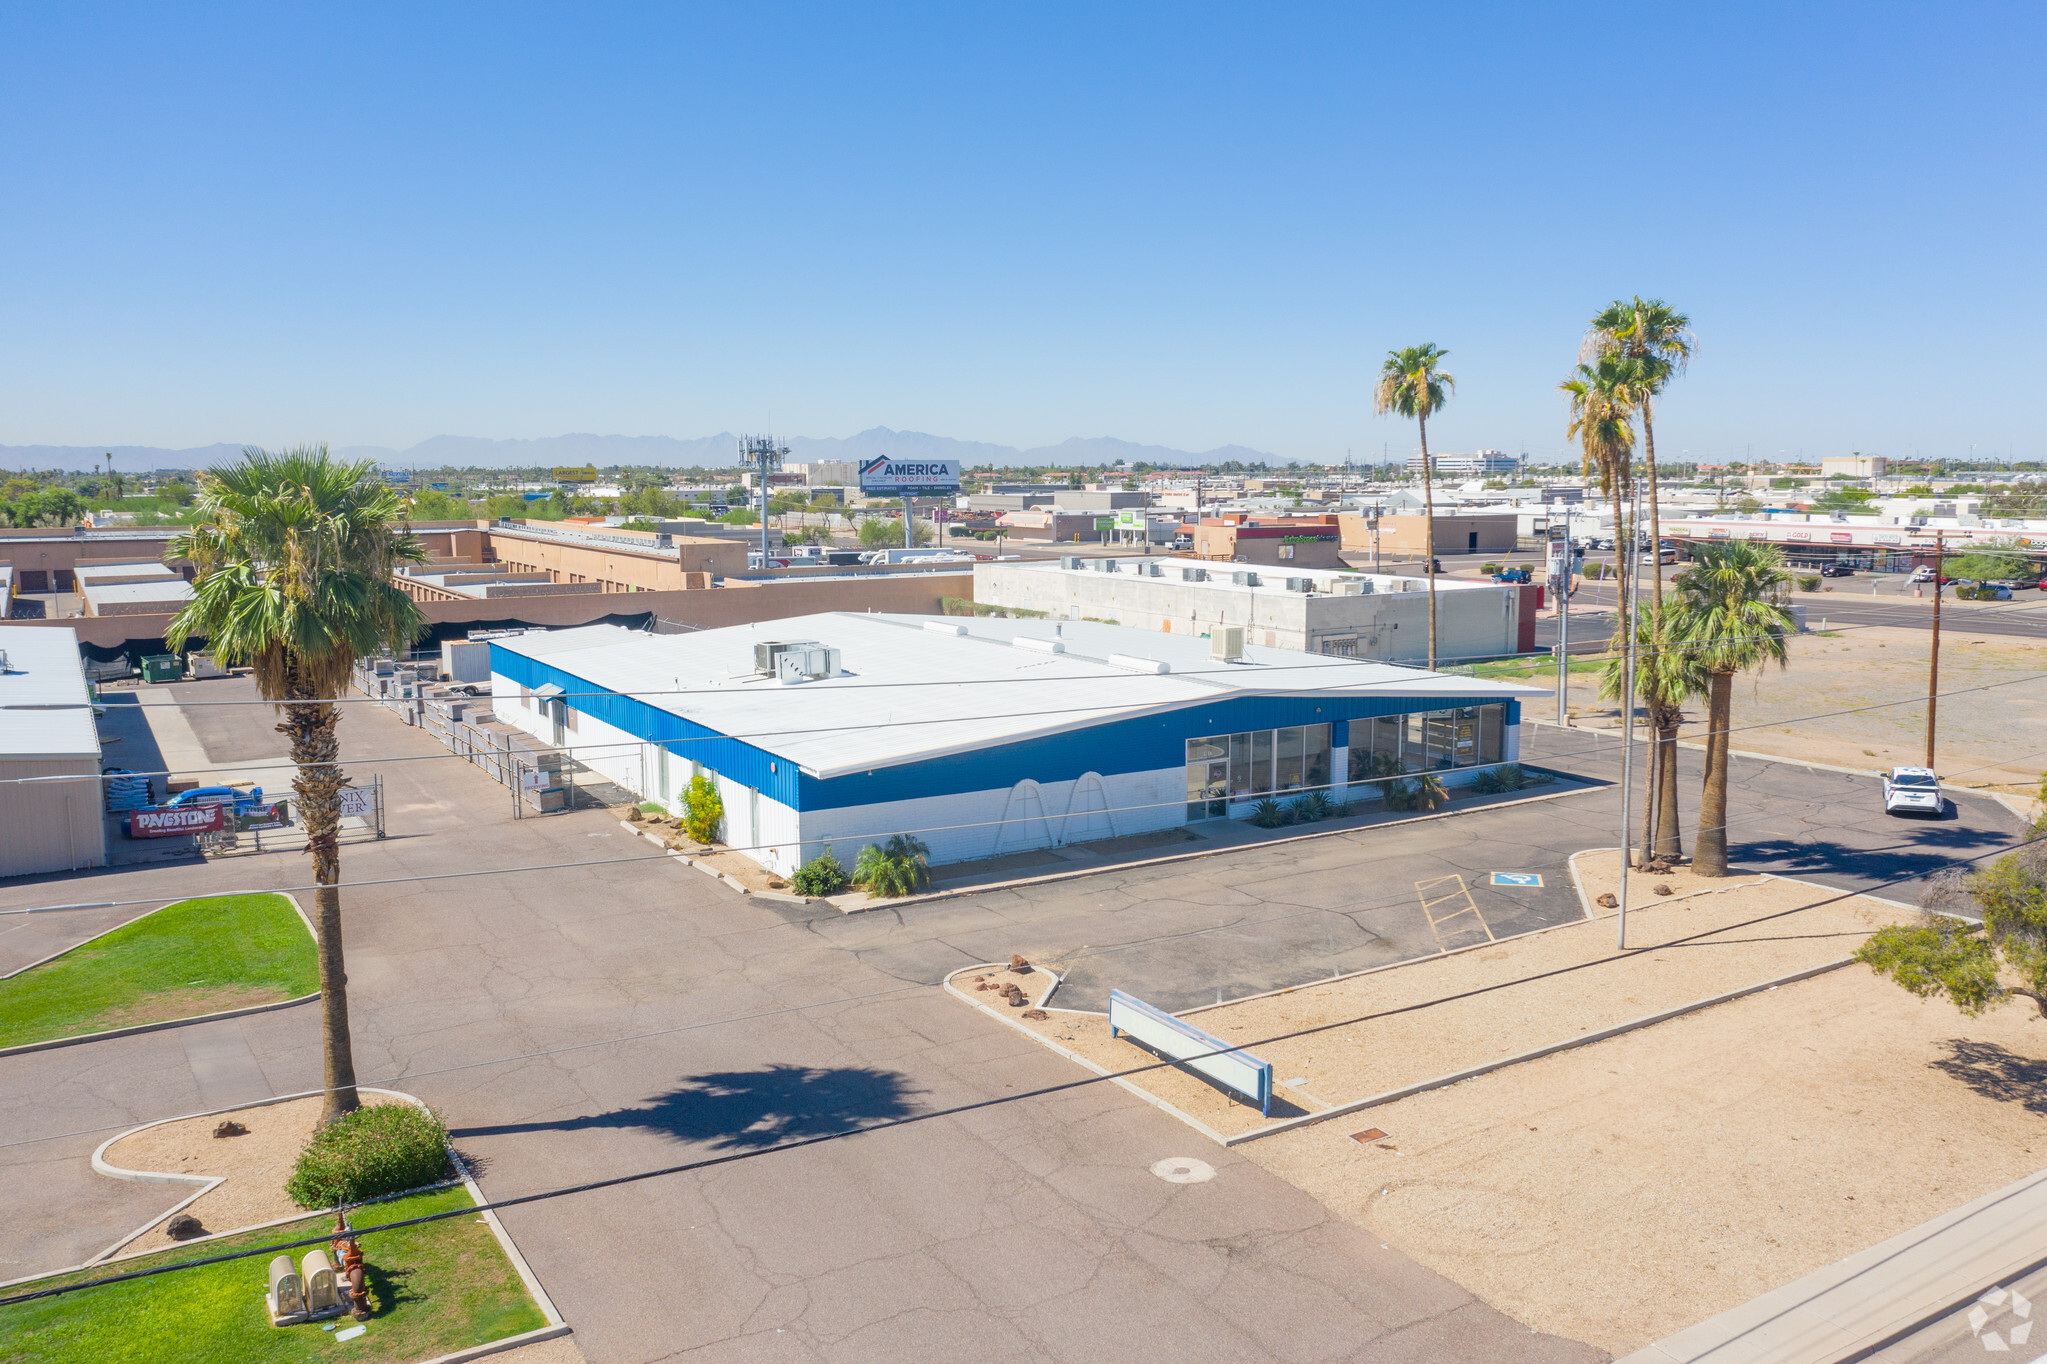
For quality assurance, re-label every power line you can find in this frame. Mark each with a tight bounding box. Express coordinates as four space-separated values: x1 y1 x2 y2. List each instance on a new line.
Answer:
5 746 2035 1156
6 828 2038 1310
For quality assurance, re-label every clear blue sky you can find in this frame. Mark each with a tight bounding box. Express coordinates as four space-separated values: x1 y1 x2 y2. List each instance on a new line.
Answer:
3 3 2041 464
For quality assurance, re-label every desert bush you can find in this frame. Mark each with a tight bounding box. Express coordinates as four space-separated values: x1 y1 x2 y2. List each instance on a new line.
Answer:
286 1103 452 1209
1382 778 1417 812
854 834 932 897
1289 791 1333 823
682 774 724 843
791 848 851 897
1248 798 1289 828
1480 562 1502 576
1796 574 1822 592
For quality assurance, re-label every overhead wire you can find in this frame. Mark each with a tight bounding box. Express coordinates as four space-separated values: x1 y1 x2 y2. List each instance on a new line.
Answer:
6 825 2041 1310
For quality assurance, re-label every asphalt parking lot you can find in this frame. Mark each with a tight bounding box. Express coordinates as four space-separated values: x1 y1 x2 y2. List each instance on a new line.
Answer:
0 677 2027 1361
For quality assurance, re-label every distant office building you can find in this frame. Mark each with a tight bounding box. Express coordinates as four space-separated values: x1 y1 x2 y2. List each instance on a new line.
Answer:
1820 455 1888 478
1407 449 1519 477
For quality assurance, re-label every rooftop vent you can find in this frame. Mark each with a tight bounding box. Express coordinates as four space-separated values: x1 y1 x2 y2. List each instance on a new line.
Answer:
1211 626 1248 662
923 621 967 636
1108 653 1170 674
1015 636 1066 655
775 645 841 684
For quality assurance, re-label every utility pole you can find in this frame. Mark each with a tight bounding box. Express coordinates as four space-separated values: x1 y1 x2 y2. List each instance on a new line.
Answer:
1918 528 1947 769
1617 481 1643 950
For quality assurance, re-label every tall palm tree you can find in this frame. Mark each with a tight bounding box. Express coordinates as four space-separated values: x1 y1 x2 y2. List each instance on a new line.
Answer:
1672 541 1795 876
1600 595 1710 862
167 447 427 1122
1586 299 1694 622
1559 356 1641 619
1375 344 1455 669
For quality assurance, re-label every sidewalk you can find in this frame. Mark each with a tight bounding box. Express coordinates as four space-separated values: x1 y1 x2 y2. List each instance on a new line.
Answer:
1618 1164 2047 1364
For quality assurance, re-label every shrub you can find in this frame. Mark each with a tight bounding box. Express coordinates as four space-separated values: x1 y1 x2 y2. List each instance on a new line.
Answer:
1411 771 1451 811
1480 562 1503 575
1471 762 1525 795
682 774 724 843
1797 574 1822 592
1248 798 1289 828
1382 779 1417 812
854 834 932 898
1289 791 1333 823
286 1102 452 1209
791 848 851 897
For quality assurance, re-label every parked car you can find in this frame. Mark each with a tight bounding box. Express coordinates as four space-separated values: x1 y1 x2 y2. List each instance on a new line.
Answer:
1490 566 1532 583
163 785 267 814
1819 563 1856 577
1984 578 2034 591
1968 583 2015 600
1881 766 1945 818
1907 565 1937 584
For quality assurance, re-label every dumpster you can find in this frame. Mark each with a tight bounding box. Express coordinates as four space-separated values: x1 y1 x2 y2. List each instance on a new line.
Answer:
140 654 184 683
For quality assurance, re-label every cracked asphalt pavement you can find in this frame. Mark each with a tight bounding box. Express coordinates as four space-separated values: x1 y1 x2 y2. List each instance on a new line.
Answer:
0 678 2024 1361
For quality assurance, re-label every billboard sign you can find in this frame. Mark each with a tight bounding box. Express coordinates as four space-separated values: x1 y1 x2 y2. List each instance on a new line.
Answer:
338 786 377 819
129 804 226 838
235 801 291 831
380 470 411 485
553 467 599 484
857 456 961 497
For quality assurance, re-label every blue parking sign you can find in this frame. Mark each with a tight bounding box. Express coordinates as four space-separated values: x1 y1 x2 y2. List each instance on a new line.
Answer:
1491 872 1544 888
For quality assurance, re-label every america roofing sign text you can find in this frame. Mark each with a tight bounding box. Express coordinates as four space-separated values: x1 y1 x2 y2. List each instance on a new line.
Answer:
857 456 962 496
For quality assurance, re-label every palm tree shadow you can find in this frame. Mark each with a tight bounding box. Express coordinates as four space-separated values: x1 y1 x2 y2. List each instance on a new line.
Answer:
450 1064 922 1150
1928 1039 2047 1116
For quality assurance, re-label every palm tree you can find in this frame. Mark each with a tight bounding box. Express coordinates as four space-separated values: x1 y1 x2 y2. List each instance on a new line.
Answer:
1559 356 1641 619
1586 299 1695 627
167 447 427 1122
1672 542 1795 876
1375 344 1455 669
1600 596 1710 863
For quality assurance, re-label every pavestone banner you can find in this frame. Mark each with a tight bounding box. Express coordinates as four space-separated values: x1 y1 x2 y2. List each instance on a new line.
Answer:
129 804 226 838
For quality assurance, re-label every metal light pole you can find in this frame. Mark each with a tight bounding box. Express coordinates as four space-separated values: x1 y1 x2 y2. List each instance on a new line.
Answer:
1555 503 1573 726
1617 481 1643 949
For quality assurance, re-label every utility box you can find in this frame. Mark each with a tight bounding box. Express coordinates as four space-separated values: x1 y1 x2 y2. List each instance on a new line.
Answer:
140 654 183 684
440 639 493 683
186 652 230 679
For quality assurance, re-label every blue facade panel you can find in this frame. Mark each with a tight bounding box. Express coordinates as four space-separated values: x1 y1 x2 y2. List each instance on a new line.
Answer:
491 642 1523 814
489 645 800 804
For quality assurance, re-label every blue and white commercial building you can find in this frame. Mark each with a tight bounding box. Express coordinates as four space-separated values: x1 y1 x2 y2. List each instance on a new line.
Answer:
488 614 1541 875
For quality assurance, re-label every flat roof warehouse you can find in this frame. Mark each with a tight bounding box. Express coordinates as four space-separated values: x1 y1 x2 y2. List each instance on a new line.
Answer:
485 614 1539 875
487 614 1537 780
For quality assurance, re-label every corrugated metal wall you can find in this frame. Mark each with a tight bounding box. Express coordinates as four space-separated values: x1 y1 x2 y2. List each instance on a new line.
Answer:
0 759 107 877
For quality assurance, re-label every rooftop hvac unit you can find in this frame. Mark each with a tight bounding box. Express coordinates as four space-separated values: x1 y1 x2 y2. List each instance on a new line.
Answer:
1059 554 1083 570
774 646 842 684
757 639 833 675
1231 570 1259 587
1286 577 1313 592
1211 626 1247 662
1142 562 1162 577
1180 566 1206 582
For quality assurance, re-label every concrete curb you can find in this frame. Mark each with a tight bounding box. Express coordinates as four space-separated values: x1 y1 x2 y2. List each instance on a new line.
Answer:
0 892 320 1058
1563 848 1773 921
1223 957 1856 1146
623 820 827 904
941 964 1231 1147
843 778 1600 916
29 1086 571 1351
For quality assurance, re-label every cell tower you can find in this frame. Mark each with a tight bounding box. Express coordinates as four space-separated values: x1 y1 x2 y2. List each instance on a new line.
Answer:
739 435 789 571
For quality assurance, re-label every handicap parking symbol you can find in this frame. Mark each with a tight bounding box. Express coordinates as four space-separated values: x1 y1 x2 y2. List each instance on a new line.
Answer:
1490 872 1544 888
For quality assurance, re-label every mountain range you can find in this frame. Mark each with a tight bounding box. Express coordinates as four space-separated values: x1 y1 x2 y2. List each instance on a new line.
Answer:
1 428 1292 474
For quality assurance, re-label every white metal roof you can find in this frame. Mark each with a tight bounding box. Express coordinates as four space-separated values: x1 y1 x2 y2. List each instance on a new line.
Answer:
73 561 179 584
991 554 1509 601
0 626 100 761
79 579 195 609
492 613 1541 780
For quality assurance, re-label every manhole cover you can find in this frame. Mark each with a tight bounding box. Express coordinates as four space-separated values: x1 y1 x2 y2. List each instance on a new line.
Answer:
1150 1157 1215 1184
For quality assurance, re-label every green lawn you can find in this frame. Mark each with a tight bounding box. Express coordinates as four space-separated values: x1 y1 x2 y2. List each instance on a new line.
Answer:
0 1186 549 1363
1465 656 1608 682
0 895 319 1049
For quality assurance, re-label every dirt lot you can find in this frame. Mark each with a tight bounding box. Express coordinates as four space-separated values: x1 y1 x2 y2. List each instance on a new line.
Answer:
1551 626 2047 790
973 856 1910 1140
1245 966 2047 1355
